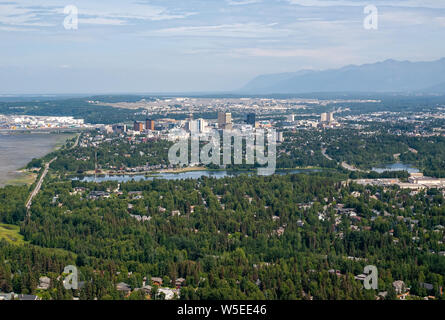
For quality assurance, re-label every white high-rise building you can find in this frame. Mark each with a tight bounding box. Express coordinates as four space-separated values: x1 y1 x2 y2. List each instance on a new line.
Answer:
321 113 328 123
321 112 335 124
197 118 207 133
186 120 199 133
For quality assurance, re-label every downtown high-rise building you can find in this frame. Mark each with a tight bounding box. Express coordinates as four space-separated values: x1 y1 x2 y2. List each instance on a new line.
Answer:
146 119 155 131
246 113 256 126
197 118 207 133
320 112 335 124
187 118 207 133
321 113 328 123
133 121 144 132
218 112 232 130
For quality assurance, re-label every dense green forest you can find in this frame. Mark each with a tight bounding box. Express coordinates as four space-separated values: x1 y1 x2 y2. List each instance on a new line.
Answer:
1 172 444 300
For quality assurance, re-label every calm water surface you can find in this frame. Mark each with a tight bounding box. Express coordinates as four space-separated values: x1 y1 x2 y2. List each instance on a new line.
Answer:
75 169 321 183
371 163 419 174
0 133 70 186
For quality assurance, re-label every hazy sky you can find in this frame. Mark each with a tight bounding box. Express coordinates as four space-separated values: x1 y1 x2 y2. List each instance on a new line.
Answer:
1 0 445 94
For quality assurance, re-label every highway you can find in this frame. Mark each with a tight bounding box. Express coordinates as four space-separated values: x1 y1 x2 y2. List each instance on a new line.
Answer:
26 157 57 212
25 134 78 212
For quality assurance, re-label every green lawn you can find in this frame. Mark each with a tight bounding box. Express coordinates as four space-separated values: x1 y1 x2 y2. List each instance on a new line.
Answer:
6 171 37 186
0 223 26 245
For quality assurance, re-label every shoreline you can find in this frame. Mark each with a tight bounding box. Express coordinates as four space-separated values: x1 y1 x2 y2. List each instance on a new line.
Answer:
72 166 323 179
1 132 76 187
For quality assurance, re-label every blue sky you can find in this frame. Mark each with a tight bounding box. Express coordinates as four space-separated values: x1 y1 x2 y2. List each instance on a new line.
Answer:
1 0 445 94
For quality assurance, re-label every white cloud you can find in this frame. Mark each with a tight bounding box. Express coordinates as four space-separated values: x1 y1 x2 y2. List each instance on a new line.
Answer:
0 1 195 30
0 25 39 32
143 23 286 38
79 18 127 26
233 47 324 57
227 0 262 5
435 17 445 27
0 3 55 27
286 0 445 9
230 46 360 65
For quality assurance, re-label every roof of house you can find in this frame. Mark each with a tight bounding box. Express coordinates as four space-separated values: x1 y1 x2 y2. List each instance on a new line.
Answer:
151 277 163 283
393 280 405 289
116 282 131 291
420 282 434 290
17 294 40 301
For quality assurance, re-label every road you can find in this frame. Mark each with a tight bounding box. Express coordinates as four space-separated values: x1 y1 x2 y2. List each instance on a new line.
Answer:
26 157 57 211
72 133 80 149
321 148 333 161
25 133 78 212
321 147 368 172
340 161 369 173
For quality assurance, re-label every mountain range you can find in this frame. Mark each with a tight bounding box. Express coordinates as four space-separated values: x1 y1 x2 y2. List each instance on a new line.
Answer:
240 58 445 94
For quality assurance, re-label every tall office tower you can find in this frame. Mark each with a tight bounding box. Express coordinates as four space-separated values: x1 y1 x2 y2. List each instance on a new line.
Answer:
218 112 232 130
320 113 328 123
246 113 256 126
197 118 207 133
218 112 224 129
146 119 155 131
328 112 335 123
133 121 144 132
286 114 296 122
112 124 127 134
186 120 199 133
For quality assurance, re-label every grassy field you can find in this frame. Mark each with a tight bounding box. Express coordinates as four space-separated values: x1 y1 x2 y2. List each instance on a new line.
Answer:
6 171 37 186
53 133 77 151
0 223 26 245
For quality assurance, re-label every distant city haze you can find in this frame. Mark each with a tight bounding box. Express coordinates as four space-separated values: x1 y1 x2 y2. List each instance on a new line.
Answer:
1 0 445 94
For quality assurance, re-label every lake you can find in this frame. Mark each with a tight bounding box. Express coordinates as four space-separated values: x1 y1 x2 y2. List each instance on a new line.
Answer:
371 163 419 174
0 132 72 187
75 169 321 183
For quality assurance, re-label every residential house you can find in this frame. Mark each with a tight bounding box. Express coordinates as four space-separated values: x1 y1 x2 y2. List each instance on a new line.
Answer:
175 278 186 288
393 280 406 294
116 282 131 295
151 277 163 286
37 276 51 290
157 288 180 300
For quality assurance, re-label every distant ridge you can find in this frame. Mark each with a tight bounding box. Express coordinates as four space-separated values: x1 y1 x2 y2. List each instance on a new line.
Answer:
240 58 445 94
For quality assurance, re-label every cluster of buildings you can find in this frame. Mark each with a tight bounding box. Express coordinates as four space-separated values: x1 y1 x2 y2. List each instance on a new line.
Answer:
343 110 445 137
0 115 89 130
353 173 445 190
0 293 40 301
0 274 183 301
277 112 343 130
93 97 312 119
318 112 340 128
102 111 284 143
115 276 183 300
